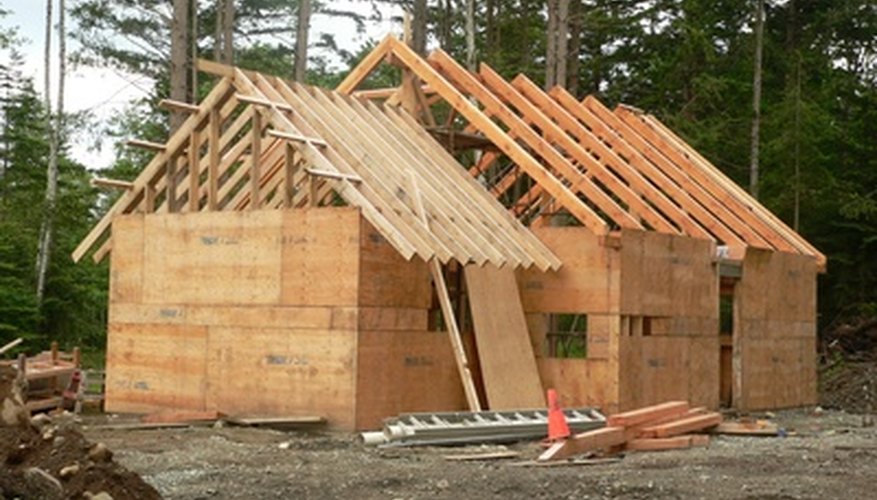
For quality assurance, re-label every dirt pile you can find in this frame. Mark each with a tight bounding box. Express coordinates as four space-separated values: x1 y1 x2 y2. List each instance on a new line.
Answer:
0 366 161 500
820 360 877 414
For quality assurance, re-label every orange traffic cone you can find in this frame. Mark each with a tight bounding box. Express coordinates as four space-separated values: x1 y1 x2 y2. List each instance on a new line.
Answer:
546 388 570 442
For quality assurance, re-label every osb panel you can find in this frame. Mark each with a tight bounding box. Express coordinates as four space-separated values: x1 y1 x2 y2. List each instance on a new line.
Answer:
281 208 361 307
141 211 284 305
517 227 620 314
537 359 615 413
109 214 145 303
619 229 716 318
688 335 720 408
618 335 718 410
358 219 431 309
738 337 817 410
109 303 357 331
739 248 818 329
355 330 466 430
358 307 428 331
207 327 357 429
466 265 545 409
105 323 208 414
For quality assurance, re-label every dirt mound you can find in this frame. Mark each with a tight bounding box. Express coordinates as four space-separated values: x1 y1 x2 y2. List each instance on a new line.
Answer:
0 366 161 499
820 360 877 414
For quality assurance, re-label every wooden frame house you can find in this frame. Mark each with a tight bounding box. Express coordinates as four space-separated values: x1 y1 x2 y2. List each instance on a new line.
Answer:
75 36 823 429
334 36 824 414
74 65 563 430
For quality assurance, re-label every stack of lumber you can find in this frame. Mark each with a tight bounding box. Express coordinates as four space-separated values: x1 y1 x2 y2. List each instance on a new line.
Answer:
539 401 721 461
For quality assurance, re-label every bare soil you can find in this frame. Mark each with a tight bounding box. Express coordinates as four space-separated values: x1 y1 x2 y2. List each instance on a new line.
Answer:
80 408 877 500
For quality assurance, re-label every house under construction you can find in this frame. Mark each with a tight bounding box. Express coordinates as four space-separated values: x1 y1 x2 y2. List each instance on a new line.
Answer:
75 36 823 430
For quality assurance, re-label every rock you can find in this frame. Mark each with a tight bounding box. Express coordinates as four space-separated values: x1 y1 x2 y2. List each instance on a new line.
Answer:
59 463 80 479
84 492 115 500
88 442 113 463
436 479 450 490
31 413 53 429
862 415 874 428
213 419 225 429
23 467 64 500
278 441 291 450
42 427 56 441
813 406 824 416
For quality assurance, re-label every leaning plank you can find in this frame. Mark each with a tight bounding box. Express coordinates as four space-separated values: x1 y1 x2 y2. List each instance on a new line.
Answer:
606 401 689 428
638 412 722 439
465 265 545 409
141 410 224 424
538 426 627 462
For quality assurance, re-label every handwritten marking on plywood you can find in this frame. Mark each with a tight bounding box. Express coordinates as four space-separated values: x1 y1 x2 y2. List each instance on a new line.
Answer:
465 265 546 409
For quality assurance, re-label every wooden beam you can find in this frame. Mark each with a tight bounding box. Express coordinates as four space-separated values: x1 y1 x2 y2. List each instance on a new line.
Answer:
188 130 200 211
377 38 609 234
408 171 481 411
72 77 233 263
250 112 262 209
336 35 395 94
510 74 715 238
90 177 134 190
236 93 296 113
159 99 200 113
208 107 220 210
477 64 667 232
283 144 296 208
538 426 627 462
268 129 328 147
305 168 362 183
126 138 166 151
166 153 178 213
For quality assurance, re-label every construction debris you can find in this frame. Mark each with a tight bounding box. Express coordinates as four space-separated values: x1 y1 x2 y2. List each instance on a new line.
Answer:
539 401 722 461
361 408 605 447
0 342 82 414
712 420 780 436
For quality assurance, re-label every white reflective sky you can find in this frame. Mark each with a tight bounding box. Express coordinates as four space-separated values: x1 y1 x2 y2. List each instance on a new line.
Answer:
2 0 402 170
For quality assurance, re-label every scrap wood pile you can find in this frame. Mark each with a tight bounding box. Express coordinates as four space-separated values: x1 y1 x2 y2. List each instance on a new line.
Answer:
539 401 722 461
0 340 83 414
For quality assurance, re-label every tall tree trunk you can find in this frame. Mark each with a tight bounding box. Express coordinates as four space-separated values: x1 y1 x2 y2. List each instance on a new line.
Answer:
36 0 65 304
191 0 198 96
213 0 222 61
749 0 764 199
43 0 52 113
466 0 476 71
566 0 582 92
171 0 191 131
293 0 311 82
555 0 570 89
546 0 558 89
485 0 496 62
412 0 427 55
221 0 234 64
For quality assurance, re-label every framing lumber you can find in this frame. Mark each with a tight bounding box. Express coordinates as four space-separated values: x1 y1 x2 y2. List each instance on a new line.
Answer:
339 36 609 235
408 171 481 411
159 99 200 113
479 64 679 234
72 76 233 263
235 93 296 113
250 112 263 209
606 401 689 428
268 129 328 147
638 412 722 438
538 426 627 461
126 138 166 151
336 36 394 94
305 168 362 183
90 178 134 190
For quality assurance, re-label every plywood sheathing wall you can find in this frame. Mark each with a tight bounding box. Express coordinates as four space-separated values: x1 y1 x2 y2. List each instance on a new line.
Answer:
516 226 622 412
617 229 719 411
107 209 362 429
354 219 465 430
736 249 818 410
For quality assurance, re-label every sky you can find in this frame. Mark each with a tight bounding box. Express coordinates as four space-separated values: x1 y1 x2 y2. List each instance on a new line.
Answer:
1 0 402 171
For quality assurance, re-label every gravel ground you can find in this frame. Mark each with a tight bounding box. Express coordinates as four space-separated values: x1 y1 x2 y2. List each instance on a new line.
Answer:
80 408 877 500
